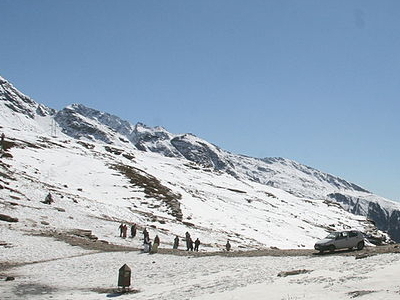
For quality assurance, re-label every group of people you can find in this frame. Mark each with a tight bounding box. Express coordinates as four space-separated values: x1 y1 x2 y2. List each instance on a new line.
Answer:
118 224 232 253
118 224 160 254
183 231 201 251
119 223 137 239
142 228 160 254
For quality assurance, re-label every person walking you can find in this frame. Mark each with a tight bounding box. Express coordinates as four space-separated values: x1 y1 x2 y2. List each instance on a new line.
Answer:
143 228 149 242
226 240 231 251
119 223 124 237
122 224 128 238
1 133 5 150
185 231 191 251
143 233 151 253
173 235 179 249
144 240 151 253
131 224 137 238
187 237 194 251
194 238 201 251
144 235 150 245
151 235 160 254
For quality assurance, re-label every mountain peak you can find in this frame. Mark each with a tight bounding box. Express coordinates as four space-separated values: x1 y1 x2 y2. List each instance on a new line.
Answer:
1 74 400 242
0 74 55 131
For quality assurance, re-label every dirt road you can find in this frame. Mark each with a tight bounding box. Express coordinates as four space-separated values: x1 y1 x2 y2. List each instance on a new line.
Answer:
40 229 400 258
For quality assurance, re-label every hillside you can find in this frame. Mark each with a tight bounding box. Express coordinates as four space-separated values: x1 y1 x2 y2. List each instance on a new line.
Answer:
1 74 399 249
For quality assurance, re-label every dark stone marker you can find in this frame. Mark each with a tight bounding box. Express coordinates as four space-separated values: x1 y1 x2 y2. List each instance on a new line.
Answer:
118 264 131 288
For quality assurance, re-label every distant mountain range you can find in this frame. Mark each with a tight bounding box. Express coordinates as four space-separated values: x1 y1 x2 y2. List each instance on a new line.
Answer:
1 74 399 246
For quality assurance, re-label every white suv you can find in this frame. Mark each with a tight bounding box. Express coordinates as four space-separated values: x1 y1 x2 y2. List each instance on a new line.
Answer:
314 230 365 253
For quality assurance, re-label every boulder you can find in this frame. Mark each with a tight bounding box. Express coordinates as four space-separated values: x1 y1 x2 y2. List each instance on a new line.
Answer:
0 214 18 222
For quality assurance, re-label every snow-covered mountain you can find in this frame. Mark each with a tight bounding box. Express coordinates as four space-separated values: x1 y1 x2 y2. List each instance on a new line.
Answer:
1 74 399 248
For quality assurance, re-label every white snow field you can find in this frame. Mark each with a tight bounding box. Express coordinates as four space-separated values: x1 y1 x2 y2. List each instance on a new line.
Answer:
1 74 400 299
1 234 400 300
1 129 398 300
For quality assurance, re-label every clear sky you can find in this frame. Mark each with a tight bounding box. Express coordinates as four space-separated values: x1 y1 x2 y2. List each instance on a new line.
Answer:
1 1 399 201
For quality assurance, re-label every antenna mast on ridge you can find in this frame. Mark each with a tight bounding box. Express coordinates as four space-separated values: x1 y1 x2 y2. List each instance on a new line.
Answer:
50 119 57 137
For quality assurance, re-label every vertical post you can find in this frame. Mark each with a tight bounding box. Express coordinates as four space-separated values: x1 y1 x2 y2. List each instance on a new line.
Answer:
0 133 4 151
118 264 131 290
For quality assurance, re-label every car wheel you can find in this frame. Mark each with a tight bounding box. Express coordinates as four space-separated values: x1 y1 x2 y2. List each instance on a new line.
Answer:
329 245 335 253
357 241 364 250
319 249 324 254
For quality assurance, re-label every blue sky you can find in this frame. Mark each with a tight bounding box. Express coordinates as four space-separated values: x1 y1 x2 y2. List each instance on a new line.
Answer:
1 1 399 201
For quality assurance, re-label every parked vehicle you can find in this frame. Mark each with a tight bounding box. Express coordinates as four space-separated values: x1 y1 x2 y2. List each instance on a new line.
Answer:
314 230 364 253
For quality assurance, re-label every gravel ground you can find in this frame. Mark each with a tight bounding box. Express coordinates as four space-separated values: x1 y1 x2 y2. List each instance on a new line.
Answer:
33 229 400 258
3 228 398 274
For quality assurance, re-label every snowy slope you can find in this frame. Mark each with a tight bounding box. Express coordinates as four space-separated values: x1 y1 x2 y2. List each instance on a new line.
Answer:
48 89 400 241
4 73 400 299
0 75 55 134
0 130 381 250
0 74 399 246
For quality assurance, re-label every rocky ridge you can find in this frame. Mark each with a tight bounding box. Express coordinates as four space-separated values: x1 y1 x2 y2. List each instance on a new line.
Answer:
1 75 400 242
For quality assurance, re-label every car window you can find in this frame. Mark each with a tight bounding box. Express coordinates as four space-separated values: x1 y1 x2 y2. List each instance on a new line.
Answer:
326 232 338 239
336 232 346 240
349 231 358 237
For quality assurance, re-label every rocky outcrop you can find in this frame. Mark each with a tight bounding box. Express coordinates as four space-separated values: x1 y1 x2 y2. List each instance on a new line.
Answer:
55 105 114 144
0 214 18 223
0 76 55 119
328 193 400 242
171 135 228 170
111 164 183 221
132 123 182 157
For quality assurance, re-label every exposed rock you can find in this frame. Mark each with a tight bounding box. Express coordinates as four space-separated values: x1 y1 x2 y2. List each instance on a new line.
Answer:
277 269 312 277
355 253 375 260
55 105 115 144
0 76 55 119
111 164 183 221
347 290 376 298
0 214 18 222
68 229 98 241
329 193 400 242
171 135 228 170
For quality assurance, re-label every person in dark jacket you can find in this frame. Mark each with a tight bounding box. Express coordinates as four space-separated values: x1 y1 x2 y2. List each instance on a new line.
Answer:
194 238 201 251
226 240 231 251
187 237 194 251
185 232 191 251
173 235 179 249
119 223 124 237
43 193 54 205
150 235 160 254
154 235 160 245
131 224 137 238
122 224 128 238
143 228 149 242
1 133 5 149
